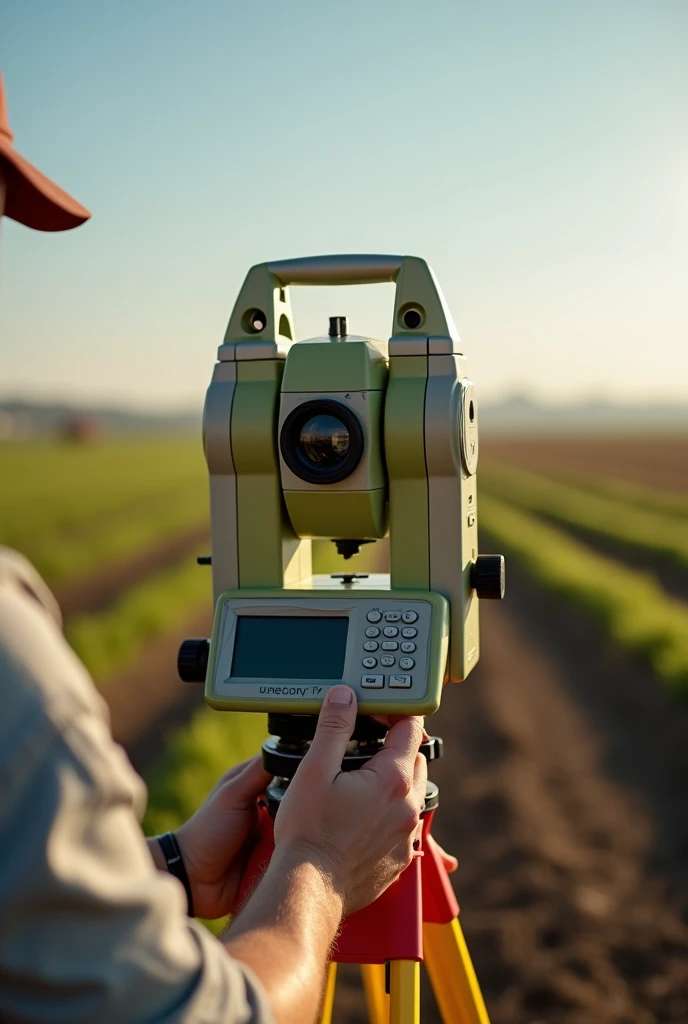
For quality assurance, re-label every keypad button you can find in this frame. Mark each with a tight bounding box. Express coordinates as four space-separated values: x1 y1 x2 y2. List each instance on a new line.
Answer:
384 611 402 622
366 610 382 623
383 625 399 638
381 641 399 651
361 674 384 688
401 627 418 639
402 610 419 624
363 640 379 652
362 656 378 669
400 641 416 653
399 656 415 670
365 626 380 638
380 654 396 668
389 674 412 688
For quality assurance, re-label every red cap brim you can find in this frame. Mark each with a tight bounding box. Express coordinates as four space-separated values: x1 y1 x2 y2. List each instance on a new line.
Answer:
1 143 90 232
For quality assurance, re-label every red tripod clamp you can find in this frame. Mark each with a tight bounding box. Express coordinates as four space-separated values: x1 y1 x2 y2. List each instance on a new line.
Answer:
232 805 458 963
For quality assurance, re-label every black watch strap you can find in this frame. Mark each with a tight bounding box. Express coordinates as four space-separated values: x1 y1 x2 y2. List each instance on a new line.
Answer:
157 831 195 918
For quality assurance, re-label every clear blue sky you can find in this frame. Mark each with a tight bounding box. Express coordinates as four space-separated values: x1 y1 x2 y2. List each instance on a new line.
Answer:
1 0 687 410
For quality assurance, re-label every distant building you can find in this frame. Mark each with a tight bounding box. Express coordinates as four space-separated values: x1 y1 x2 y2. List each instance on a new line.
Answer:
59 414 103 443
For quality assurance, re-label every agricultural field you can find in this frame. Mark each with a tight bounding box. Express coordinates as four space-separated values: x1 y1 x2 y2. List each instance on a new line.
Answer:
3 434 688 1023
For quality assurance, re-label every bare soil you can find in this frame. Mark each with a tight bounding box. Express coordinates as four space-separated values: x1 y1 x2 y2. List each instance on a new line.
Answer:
104 607 211 778
483 438 688 493
331 563 688 1023
55 524 209 620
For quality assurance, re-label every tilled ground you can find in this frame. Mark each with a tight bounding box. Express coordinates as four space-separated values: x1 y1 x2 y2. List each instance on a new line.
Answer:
90 514 688 1022
482 438 688 493
333 564 688 1023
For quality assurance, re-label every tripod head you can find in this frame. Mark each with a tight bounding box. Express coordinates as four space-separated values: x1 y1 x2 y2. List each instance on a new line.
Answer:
260 712 443 814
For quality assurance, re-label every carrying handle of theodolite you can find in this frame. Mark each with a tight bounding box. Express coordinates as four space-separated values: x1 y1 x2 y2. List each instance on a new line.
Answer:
224 252 459 348
265 253 404 287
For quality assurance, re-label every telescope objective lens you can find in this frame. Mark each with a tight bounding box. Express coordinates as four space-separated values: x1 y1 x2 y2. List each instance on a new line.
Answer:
280 399 364 484
299 414 350 468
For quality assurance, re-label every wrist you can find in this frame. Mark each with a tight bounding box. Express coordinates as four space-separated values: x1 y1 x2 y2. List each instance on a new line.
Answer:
152 832 195 917
270 841 346 927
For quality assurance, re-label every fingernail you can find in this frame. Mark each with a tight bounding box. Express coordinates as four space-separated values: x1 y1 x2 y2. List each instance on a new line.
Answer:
326 685 354 706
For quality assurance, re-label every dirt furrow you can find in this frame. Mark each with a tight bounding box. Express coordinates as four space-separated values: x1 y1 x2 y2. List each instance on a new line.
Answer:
482 439 688 494
55 524 209 621
334 564 688 1022
104 608 211 778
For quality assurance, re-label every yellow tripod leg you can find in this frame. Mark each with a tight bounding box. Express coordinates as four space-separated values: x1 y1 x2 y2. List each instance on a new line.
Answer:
389 960 420 1024
361 963 390 1024
318 962 337 1024
423 920 490 1024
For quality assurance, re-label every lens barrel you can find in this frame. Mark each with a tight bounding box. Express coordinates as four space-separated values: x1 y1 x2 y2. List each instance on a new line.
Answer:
280 399 364 484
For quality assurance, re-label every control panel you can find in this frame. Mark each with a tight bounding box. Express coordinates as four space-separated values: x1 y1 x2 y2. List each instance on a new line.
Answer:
204 589 450 715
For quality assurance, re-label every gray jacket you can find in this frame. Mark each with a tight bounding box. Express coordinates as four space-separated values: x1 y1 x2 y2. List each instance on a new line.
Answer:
0 548 274 1024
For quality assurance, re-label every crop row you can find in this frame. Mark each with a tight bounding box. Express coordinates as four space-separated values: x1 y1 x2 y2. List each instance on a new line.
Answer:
1 438 206 549
480 495 688 697
67 555 211 684
481 463 688 568
24 484 208 585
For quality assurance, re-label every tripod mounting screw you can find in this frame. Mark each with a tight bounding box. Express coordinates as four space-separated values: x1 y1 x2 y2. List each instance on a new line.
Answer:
471 554 506 600
178 638 210 683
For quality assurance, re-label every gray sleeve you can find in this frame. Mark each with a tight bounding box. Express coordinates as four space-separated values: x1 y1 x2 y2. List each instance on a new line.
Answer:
0 551 275 1024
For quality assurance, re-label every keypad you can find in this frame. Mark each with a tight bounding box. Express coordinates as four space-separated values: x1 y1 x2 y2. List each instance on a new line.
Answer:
358 605 425 694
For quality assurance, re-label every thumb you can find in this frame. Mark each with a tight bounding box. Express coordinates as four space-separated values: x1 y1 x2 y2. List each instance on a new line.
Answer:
303 685 358 782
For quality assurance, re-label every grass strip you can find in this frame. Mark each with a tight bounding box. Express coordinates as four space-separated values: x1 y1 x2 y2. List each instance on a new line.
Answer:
66 555 210 684
24 486 209 585
480 495 688 697
1 437 205 547
481 463 688 568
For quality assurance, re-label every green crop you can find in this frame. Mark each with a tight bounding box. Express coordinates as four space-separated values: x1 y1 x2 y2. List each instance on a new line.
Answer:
480 495 688 697
66 555 211 684
481 463 688 567
0 438 206 555
24 484 208 585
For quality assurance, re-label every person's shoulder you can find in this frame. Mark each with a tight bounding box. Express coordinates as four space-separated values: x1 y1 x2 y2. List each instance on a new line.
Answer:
0 546 62 626
0 547 107 748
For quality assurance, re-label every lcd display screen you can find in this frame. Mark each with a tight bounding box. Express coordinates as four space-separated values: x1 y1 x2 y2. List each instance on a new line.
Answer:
230 616 348 680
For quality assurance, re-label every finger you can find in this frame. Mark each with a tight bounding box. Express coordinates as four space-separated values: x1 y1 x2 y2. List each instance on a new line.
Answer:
209 756 263 796
411 750 427 811
301 685 358 783
363 716 424 791
222 756 272 805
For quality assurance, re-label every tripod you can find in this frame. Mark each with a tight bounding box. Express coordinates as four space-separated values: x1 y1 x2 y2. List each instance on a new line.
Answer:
231 716 490 1024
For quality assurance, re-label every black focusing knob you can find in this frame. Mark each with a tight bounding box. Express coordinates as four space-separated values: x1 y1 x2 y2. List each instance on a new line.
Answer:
471 554 506 600
178 638 210 682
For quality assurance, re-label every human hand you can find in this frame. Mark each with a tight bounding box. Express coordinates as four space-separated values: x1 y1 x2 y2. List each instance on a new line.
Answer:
174 755 271 920
273 685 427 917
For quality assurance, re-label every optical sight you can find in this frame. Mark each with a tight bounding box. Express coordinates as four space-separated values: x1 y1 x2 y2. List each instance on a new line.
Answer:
180 254 505 716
